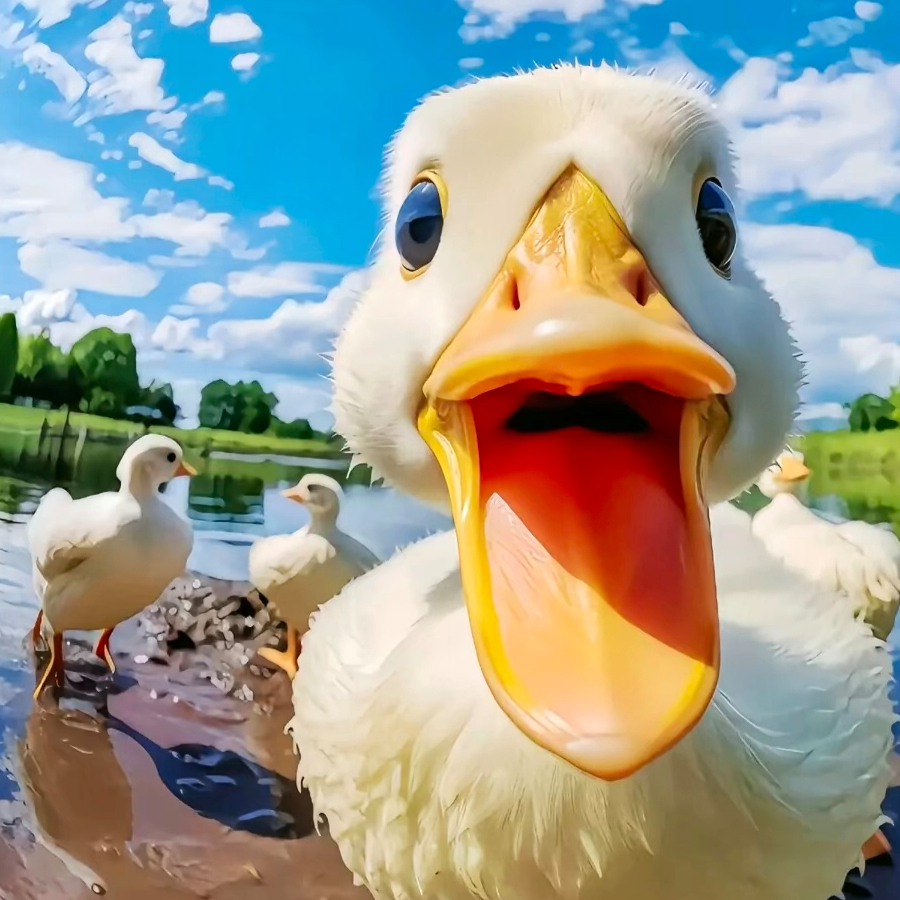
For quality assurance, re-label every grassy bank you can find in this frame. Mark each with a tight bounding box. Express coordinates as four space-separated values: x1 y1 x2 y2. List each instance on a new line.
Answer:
799 428 900 476
0 402 344 460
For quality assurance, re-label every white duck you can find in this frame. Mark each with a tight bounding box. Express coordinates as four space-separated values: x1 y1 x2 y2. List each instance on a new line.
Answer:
28 434 195 696
288 64 896 900
752 447 900 643
248 472 379 677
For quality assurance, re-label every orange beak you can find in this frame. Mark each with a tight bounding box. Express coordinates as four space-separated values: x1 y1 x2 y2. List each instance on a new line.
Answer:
417 166 736 780
775 455 810 483
175 460 197 478
282 485 307 504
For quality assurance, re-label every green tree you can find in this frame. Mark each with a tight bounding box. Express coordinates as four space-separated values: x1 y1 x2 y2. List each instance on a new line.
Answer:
271 416 314 440
847 393 898 432
69 328 141 418
0 313 18 399
132 381 179 426
199 379 277 434
13 332 79 408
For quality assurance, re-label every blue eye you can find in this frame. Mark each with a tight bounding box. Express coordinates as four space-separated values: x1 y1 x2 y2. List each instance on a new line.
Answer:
395 178 444 273
695 178 737 277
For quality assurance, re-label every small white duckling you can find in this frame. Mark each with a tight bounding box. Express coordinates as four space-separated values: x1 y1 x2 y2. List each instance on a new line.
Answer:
248 473 379 678
752 447 900 642
28 434 196 696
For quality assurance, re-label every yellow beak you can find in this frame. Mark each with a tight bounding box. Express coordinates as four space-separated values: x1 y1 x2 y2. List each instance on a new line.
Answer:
175 460 197 477
776 455 810 483
417 166 736 780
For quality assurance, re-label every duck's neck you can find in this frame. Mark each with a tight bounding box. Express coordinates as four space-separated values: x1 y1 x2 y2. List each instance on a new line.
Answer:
307 507 339 535
120 467 163 502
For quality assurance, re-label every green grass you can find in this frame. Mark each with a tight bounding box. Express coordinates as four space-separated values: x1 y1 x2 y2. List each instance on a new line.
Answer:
0 402 345 460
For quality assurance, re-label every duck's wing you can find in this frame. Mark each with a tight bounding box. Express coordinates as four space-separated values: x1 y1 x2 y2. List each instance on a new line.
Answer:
331 530 381 573
834 519 900 604
248 530 333 591
28 491 129 581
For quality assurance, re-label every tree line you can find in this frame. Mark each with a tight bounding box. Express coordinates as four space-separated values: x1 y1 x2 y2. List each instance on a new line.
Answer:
845 392 900 433
0 313 326 440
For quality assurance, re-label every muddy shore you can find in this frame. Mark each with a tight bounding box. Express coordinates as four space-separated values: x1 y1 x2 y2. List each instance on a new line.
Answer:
0 572 367 900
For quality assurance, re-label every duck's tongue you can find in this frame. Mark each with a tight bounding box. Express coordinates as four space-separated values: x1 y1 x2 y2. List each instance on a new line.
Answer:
422 386 721 780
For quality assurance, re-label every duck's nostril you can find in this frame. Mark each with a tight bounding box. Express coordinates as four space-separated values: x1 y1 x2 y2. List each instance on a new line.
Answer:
623 263 652 307
510 279 521 311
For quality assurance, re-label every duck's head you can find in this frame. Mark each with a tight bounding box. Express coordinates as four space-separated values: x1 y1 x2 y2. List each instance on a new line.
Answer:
116 434 196 490
283 473 343 517
757 447 810 499
332 65 802 781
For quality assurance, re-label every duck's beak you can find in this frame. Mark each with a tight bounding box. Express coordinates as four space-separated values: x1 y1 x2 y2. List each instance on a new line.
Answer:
282 486 307 504
175 460 197 477
417 166 736 780
775 456 810 483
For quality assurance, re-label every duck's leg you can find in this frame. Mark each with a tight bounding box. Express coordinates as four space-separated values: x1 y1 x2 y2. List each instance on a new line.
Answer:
33 633 65 698
93 628 116 674
862 828 891 862
258 626 300 679
30 609 44 651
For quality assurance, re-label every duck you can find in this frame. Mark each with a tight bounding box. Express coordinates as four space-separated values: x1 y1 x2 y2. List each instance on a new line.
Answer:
752 447 900 643
248 473 379 677
28 433 195 696
287 64 897 900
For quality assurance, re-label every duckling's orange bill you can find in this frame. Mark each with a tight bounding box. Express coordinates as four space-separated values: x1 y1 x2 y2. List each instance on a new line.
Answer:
418 167 735 780
775 456 809 483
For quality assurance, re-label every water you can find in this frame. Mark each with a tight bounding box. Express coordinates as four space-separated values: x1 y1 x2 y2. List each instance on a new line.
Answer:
0 443 898 898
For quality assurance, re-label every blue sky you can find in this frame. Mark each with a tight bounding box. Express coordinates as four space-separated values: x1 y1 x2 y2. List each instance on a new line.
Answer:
0 0 897 428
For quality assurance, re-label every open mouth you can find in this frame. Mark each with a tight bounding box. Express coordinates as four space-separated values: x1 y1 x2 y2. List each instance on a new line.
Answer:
505 386 652 435
416 165 736 780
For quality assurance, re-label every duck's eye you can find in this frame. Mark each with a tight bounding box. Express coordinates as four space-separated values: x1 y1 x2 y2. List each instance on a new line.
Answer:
166 451 176 463
395 178 444 273
695 178 737 277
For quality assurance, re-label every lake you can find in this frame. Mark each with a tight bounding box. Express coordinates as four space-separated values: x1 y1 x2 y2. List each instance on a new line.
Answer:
0 442 897 899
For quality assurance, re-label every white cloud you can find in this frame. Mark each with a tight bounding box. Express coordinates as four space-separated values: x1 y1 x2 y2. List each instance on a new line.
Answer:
0 142 131 243
152 314 201 352
459 57 484 69
209 12 261 43
128 132 204 180
717 56 900 203
123 1 153 17
0 144 232 257
162 0 208 27
20 41 86 104
132 207 232 256
4 287 77 329
80 16 177 121
798 17 864 48
170 281 228 315
15 0 109 28
208 174 234 190
227 262 347 298
744 223 900 402
855 1 882 22
19 241 160 296
258 208 289 228
201 269 369 370
231 51 259 72
147 108 187 130
456 0 661 41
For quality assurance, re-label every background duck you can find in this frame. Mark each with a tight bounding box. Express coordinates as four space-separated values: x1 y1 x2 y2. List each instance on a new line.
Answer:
28 434 195 696
752 447 900 642
288 63 896 900
248 473 379 677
